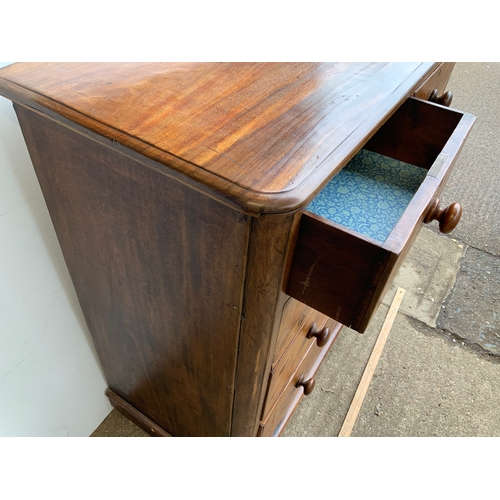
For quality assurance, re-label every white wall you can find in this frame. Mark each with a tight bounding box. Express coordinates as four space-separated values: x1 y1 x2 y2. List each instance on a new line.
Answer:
0 63 111 436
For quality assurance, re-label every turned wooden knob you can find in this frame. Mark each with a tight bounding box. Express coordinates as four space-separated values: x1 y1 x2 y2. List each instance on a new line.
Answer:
306 323 331 347
429 89 453 107
424 198 462 234
296 375 316 395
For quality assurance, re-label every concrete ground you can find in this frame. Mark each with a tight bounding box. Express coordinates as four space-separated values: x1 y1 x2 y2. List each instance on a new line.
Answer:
91 62 500 438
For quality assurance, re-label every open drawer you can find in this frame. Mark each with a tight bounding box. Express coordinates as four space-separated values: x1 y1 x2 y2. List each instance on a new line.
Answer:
285 97 475 333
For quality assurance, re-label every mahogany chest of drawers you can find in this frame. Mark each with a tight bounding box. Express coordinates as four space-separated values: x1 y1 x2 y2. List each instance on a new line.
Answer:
0 63 474 436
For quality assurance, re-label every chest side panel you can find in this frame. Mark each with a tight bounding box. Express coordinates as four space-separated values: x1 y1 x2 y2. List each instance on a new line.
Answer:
15 105 249 437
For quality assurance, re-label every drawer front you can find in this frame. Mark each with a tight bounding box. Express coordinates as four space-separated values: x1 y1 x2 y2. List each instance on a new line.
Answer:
264 310 335 418
259 318 341 437
286 98 475 333
274 297 313 365
413 62 455 101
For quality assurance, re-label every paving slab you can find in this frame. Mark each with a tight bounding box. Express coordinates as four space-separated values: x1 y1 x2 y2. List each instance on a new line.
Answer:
284 303 500 437
438 63 500 255
438 246 500 356
285 224 500 437
382 227 465 327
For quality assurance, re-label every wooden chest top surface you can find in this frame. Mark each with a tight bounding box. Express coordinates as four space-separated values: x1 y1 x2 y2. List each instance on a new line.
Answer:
0 62 438 213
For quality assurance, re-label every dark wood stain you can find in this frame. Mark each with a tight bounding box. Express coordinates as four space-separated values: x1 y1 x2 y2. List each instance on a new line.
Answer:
364 97 464 169
413 62 456 101
286 98 475 332
15 105 249 436
0 62 473 436
105 389 172 437
0 62 439 214
230 213 298 436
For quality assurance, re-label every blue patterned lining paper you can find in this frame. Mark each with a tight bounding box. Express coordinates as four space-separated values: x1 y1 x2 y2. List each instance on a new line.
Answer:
307 149 427 242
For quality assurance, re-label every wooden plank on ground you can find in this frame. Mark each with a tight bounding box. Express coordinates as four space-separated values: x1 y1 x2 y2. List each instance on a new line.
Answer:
338 287 406 437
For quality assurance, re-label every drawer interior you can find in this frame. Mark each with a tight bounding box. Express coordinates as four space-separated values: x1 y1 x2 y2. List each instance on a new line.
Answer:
286 98 475 333
307 97 464 244
363 96 463 170
307 149 427 243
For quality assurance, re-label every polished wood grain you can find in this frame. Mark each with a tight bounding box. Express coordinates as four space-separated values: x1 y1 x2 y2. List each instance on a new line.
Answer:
258 318 340 437
287 213 389 331
413 62 455 101
15 104 249 437
262 310 329 418
230 213 298 436
274 297 313 364
0 62 439 214
105 389 172 437
286 98 475 332
259 389 303 437
373 100 475 255
364 97 465 169
2 62 472 437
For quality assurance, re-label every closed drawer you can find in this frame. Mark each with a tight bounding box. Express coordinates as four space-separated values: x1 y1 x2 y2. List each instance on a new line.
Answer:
286 98 475 333
274 297 313 364
259 318 341 437
263 309 336 418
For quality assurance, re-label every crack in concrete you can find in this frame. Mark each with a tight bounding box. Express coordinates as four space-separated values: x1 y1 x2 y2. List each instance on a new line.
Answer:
404 313 500 364
428 227 499 258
